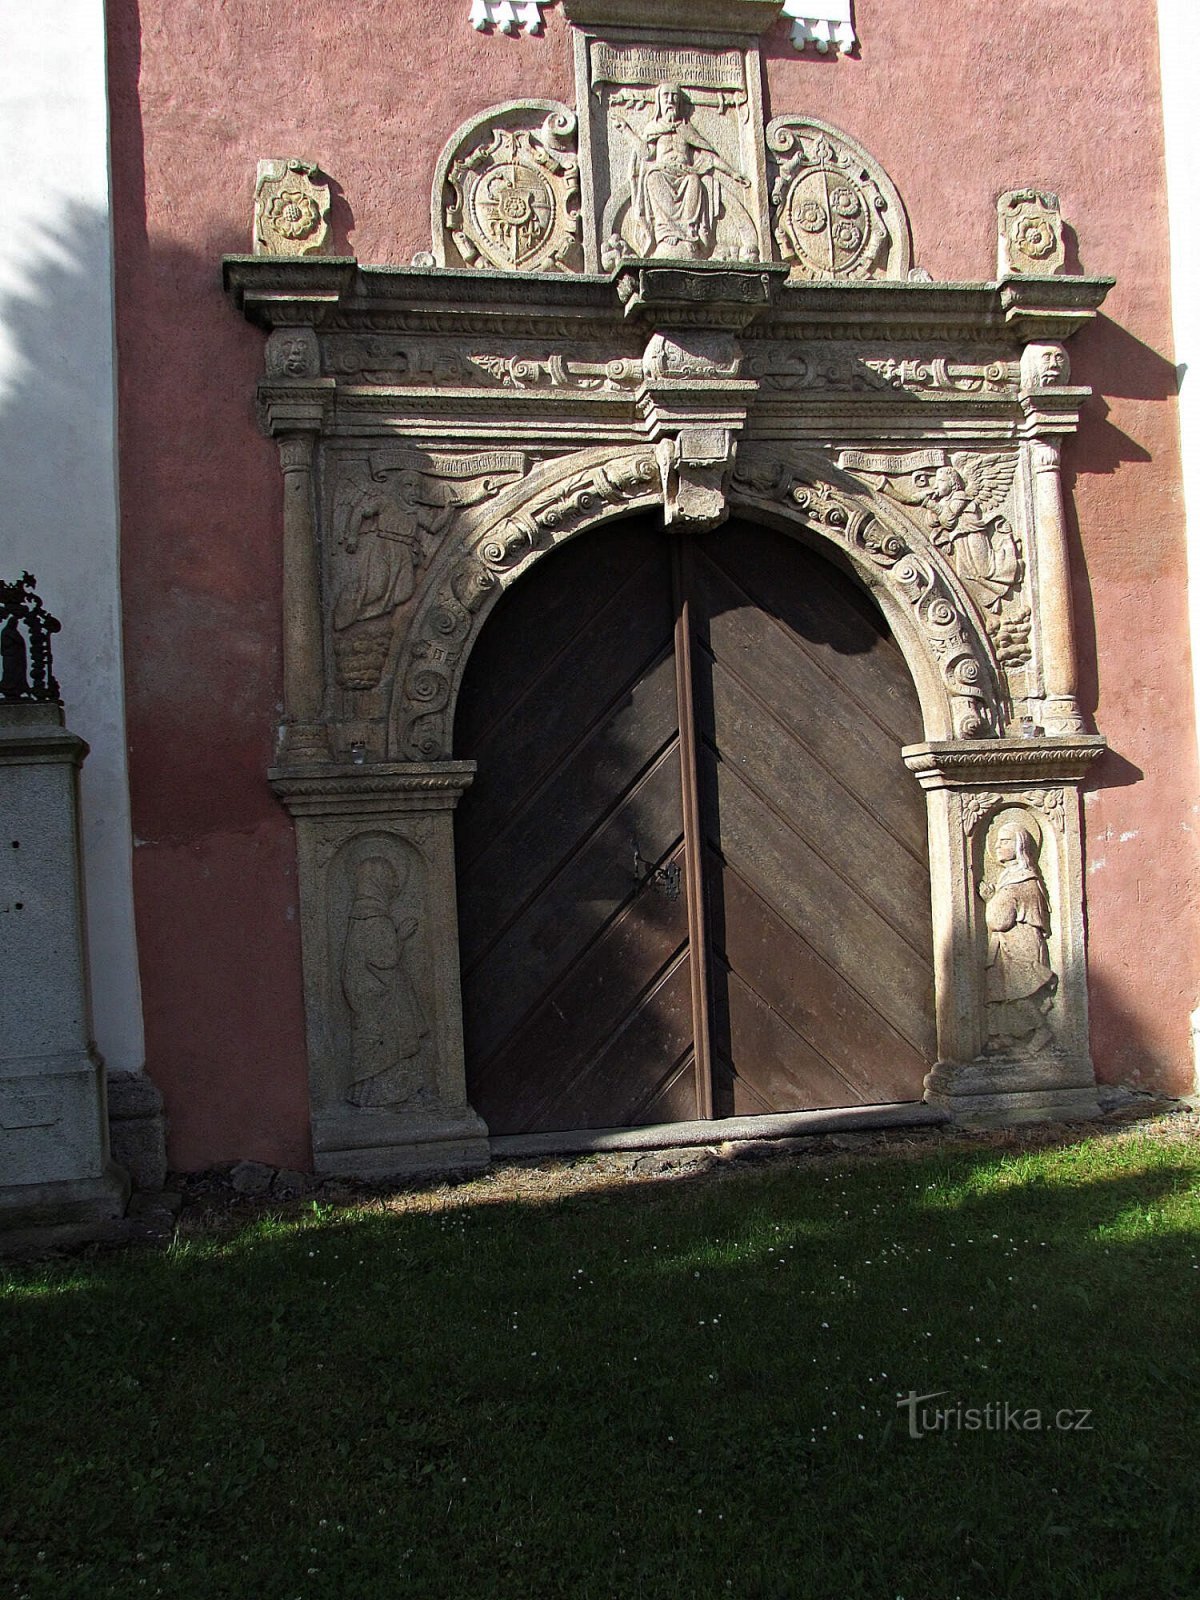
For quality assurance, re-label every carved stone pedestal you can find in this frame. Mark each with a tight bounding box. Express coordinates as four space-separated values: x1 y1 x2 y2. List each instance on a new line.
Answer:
270 762 489 1178
0 704 129 1240
904 736 1105 1126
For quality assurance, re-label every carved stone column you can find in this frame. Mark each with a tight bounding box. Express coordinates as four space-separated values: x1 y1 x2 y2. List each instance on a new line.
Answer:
1020 355 1092 737
904 736 1105 1125
259 364 337 765
1026 438 1085 735
275 431 331 762
270 762 489 1177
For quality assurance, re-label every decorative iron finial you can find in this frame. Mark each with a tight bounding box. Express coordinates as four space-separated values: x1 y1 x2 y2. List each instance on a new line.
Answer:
0 573 61 702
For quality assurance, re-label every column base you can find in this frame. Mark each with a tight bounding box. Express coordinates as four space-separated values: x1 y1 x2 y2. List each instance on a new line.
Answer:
0 1162 131 1249
925 1055 1100 1127
312 1104 490 1180
277 722 330 764
107 1070 168 1191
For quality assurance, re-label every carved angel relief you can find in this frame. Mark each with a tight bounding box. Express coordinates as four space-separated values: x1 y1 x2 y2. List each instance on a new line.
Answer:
767 117 912 282
440 104 581 273
330 451 526 691
839 449 1031 668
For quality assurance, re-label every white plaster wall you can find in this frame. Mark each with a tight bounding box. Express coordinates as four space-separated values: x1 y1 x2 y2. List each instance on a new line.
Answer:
0 2 144 1071
1157 0 1200 1090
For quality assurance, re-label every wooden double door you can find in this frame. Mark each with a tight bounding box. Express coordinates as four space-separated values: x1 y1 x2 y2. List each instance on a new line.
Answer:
454 516 936 1136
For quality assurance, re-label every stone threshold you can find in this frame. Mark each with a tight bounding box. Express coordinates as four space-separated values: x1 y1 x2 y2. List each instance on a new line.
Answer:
489 1100 949 1160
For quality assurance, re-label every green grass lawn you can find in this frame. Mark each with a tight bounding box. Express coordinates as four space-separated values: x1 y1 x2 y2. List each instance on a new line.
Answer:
1 1129 1197 1599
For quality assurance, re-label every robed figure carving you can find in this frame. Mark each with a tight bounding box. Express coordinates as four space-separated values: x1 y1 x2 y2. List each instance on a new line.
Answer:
982 818 1056 1053
613 84 755 262
341 856 436 1110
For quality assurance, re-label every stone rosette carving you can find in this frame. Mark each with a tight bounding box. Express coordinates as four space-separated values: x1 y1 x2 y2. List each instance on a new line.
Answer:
767 116 912 282
253 160 331 257
435 102 582 272
998 189 1066 277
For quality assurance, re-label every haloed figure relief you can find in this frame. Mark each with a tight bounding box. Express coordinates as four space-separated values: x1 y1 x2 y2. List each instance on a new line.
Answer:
341 855 436 1110
981 814 1057 1054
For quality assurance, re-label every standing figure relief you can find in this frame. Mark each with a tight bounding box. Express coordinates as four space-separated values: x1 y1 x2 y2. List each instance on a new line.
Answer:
332 467 500 693
341 855 437 1111
981 815 1057 1055
608 83 756 264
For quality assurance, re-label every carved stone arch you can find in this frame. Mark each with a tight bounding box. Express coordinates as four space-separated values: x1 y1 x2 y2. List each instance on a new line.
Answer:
388 446 663 760
729 449 1008 741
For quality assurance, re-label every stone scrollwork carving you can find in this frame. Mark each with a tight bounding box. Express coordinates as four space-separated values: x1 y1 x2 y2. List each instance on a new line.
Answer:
767 116 912 282
393 451 661 758
979 809 1057 1055
732 452 1003 740
253 159 332 257
997 189 1066 277
435 101 582 272
330 451 526 692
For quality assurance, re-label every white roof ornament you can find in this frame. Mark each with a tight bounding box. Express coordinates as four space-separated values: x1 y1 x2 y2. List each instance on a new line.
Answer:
469 0 549 34
782 0 857 53
469 2 857 52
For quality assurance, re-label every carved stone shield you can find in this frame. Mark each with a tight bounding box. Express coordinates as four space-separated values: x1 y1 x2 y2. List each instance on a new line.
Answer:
439 105 581 274
466 153 559 270
767 116 912 282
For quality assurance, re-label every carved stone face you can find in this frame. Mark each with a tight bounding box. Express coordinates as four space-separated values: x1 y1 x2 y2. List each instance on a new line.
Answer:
1037 347 1067 385
995 821 1038 870
283 339 311 377
655 83 685 124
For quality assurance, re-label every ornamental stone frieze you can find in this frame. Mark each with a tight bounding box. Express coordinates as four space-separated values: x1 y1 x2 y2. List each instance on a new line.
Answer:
228 0 1115 1175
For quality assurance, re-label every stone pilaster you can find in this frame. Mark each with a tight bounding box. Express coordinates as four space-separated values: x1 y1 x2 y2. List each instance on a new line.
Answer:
1020 368 1092 736
904 736 1105 1126
260 379 336 765
270 761 489 1178
0 704 129 1239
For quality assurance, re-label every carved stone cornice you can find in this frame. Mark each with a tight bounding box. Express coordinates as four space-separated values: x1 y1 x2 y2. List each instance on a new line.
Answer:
224 258 1114 348
270 761 477 816
223 256 357 327
561 0 785 32
901 736 1107 789
998 275 1114 341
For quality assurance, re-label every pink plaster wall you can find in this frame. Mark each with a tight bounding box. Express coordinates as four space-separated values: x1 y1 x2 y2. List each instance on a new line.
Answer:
107 0 1198 1169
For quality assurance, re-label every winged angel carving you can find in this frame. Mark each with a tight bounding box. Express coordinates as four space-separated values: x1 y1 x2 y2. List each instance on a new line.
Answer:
849 450 1022 617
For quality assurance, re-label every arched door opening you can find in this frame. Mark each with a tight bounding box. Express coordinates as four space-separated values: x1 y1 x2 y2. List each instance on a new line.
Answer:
454 514 937 1137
